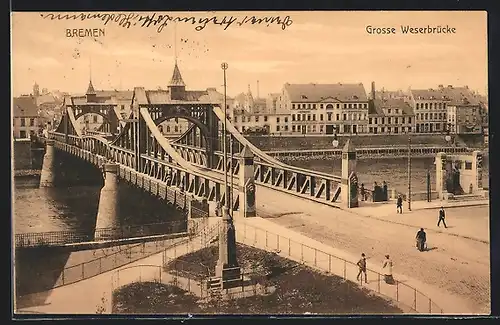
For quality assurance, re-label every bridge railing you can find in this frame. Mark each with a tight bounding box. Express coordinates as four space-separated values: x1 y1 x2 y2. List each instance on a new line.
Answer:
14 220 189 248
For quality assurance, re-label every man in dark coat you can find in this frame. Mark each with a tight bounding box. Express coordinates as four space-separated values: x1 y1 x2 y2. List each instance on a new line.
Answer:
437 207 447 228
396 195 403 214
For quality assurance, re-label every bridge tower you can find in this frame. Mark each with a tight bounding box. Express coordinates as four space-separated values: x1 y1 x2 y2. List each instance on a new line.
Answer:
238 145 256 218
39 139 56 187
341 139 359 208
94 163 120 240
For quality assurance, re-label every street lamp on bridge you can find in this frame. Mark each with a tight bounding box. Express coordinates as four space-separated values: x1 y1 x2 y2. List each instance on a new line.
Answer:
216 62 240 283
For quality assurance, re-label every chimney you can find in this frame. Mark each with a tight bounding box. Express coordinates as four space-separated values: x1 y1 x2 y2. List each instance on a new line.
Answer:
371 81 376 100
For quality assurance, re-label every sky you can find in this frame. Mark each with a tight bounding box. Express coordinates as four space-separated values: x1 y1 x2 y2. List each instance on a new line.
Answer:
11 11 488 98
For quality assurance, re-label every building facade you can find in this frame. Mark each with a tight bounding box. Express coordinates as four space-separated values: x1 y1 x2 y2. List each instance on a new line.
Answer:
281 82 369 135
445 88 482 135
13 96 41 139
368 98 415 134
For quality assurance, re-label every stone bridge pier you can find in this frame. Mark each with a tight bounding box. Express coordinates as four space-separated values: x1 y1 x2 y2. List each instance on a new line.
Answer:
94 163 120 241
39 139 55 187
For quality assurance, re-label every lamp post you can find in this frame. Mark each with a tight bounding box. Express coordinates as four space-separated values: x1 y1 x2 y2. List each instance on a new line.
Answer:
445 123 452 146
407 132 412 211
332 126 339 148
221 62 230 218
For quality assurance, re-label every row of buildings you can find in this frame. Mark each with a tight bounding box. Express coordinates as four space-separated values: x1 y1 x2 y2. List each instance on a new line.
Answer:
13 61 488 139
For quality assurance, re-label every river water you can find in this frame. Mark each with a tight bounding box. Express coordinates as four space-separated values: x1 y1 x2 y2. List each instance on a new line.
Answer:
13 157 489 234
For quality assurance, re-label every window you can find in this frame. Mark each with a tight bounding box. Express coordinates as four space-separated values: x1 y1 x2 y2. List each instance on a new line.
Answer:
307 125 311 132
336 114 340 121
320 104 324 109
320 114 324 121
369 127 373 133
276 125 280 131
297 115 301 121
408 117 412 124
29 118 35 126
20 130 26 138
292 104 295 109
255 116 259 122
121 105 125 110
292 125 296 132
438 113 443 119
93 115 98 123
21 118 25 127
416 103 420 109
425 103 428 109
312 114 316 121
313 104 316 109
343 114 347 120
307 115 311 121
348 104 352 109
284 125 289 131
320 125 324 133
264 116 268 122
425 113 429 120
388 117 392 124
285 117 288 123
302 114 306 120
327 113 332 121
326 104 333 110
336 104 340 109
394 117 398 124
369 117 372 124
308 104 311 109
465 162 472 170
277 117 280 123
395 109 399 114
353 104 357 109
242 116 246 122
303 104 307 109
234 116 238 123
388 109 392 114
312 125 316 132
394 127 399 134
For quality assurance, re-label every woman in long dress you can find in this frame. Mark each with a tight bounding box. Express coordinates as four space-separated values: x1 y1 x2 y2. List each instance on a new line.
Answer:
382 254 394 284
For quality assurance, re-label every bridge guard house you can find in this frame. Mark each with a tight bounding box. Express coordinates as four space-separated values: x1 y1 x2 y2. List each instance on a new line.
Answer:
238 146 256 218
341 139 359 208
435 151 484 200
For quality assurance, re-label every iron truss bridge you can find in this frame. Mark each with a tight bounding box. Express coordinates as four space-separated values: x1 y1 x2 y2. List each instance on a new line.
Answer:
46 99 343 212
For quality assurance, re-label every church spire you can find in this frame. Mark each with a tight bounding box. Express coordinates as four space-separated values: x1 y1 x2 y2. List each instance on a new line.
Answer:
86 57 96 95
169 61 186 87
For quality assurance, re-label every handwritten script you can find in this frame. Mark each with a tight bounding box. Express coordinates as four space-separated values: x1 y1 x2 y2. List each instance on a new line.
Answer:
40 13 294 32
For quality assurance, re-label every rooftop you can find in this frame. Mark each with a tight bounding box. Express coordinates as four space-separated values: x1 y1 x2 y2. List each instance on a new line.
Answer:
369 98 414 116
13 96 39 117
284 83 368 103
411 85 480 105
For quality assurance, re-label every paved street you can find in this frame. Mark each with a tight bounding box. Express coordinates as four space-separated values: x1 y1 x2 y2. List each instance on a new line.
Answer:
253 185 490 314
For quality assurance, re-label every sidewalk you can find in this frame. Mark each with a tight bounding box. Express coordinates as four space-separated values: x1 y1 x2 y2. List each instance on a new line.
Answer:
232 215 475 315
15 218 219 315
352 200 490 243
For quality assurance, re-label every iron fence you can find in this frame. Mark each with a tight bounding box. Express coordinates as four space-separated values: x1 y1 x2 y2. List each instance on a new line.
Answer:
237 222 444 314
14 220 189 248
19 219 219 296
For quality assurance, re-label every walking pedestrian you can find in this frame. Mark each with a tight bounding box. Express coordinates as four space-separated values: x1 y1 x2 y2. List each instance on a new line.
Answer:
360 183 366 201
382 181 388 201
356 253 368 284
382 254 394 284
437 207 447 228
215 201 222 217
396 194 403 214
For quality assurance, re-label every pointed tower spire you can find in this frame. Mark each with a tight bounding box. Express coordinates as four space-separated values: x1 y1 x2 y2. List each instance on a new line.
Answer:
169 61 186 87
86 57 96 95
